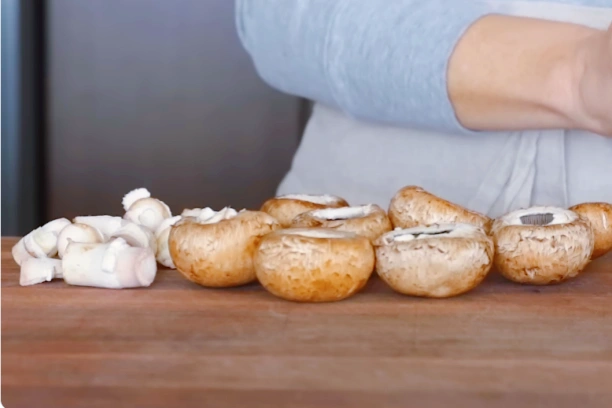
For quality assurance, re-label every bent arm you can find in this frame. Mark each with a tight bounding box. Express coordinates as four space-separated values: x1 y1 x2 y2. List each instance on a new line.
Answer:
236 0 606 135
448 14 596 133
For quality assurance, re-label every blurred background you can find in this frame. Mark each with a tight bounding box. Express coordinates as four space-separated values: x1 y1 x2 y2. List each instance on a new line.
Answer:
2 0 309 236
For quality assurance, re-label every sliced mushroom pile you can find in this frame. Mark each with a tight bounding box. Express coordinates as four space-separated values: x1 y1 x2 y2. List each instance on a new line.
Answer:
12 186 611 299
13 187 177 289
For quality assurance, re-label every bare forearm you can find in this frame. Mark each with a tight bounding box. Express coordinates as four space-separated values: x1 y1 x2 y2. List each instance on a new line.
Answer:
239 1 611 136
448 14 608 135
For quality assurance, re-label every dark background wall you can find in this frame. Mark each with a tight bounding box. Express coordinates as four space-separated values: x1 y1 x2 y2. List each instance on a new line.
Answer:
2 0 306 235
2 0 45 236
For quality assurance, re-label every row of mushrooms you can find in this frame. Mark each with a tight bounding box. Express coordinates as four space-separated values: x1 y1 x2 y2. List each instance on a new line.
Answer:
12 186 612 302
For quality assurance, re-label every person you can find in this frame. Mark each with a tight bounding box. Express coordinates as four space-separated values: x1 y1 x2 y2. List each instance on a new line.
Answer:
235 0 612 218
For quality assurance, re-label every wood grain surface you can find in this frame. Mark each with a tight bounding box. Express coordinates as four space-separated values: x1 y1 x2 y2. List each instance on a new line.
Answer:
2 237 611 408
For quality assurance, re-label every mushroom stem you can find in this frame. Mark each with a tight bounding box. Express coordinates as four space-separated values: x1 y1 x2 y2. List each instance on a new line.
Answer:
12 239 34 266
110 221 157 253
73 215 125 240
123 197 173 232
155 215 182 268
12 218 72 265
20 258 64 286
57 223 105 259
122 187 173 232
62 238 157 289
122 188 152 211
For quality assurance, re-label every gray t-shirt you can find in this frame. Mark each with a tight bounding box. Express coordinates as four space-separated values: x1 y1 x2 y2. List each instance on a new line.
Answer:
237 0 612 217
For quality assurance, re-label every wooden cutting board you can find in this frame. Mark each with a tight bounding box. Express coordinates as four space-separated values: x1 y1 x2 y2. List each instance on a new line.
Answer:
2 237 611 408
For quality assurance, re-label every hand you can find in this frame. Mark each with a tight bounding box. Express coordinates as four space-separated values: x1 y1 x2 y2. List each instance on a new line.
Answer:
573 24 612 137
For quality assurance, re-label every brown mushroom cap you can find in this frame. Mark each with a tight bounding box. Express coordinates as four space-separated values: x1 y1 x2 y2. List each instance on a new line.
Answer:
254 228 375 302
374 223 494 298
569 202 612 259
291 204 393 242
260 194 349 227
169 210 281 287
388 185 492 234
492 206 595 285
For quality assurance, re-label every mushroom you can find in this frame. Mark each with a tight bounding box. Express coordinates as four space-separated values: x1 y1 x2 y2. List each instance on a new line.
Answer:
260 193 349 227
122 187 172 232
569 202 612 259
169 209 281 287
62 237 157 289
20 258 64 286
254 228 375 302
12 218 72 265
57 223 105 259
291 204 393 242
73 215 125 240
109 220 157 253
491 206 595 285
374 223 494 298
71 215 156 252
388 186 492 234
154 215 182 268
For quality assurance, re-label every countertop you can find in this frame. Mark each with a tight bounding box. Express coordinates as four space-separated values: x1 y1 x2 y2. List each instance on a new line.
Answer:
2 237 611 408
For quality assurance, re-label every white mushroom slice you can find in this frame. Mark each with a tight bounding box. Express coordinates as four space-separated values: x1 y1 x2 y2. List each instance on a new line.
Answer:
388 185 493 234
17 218 72 261
155 215 183 236
154 215 182 268
23 230 58 258
42 217 73 233
57 223 105 259
11 239 33 266
260 193 349 228
492 206 595 285
62 238 157 289
169 210 281 287
291 204 393 242
569 202 612 259
254 228 375 302
73 215 125 240
374 223 494 298
110 221 157 253
20 258 64 286
123 193 172 232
